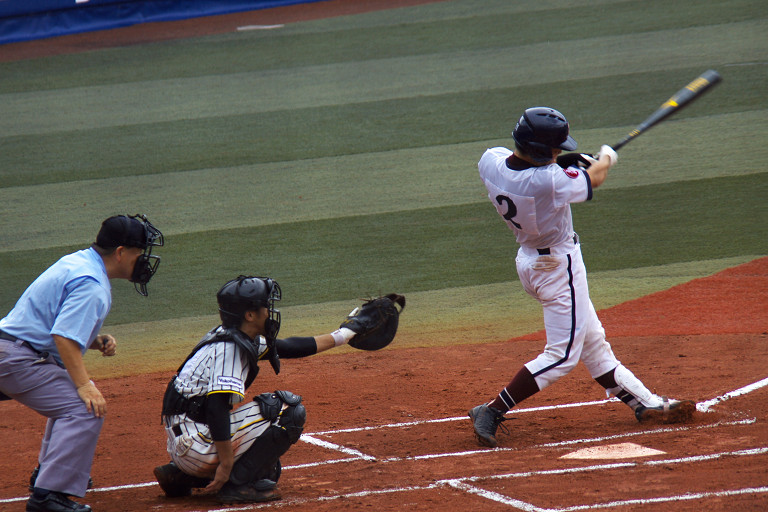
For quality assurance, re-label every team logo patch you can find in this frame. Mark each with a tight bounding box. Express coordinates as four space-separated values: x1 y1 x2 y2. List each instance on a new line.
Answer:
217 376 244 392
562 167 580 179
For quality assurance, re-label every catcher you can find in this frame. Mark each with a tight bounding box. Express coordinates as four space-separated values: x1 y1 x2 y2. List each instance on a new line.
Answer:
154 275 404 504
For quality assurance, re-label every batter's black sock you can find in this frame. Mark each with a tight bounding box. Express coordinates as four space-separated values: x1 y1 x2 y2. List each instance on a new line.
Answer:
489 367 540 413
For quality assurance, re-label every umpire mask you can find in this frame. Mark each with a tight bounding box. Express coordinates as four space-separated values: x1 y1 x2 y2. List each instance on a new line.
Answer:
96 214 164 296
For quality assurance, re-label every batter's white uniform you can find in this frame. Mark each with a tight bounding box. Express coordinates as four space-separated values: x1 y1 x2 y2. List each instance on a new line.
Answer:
478 147 620 390
163 334 273 478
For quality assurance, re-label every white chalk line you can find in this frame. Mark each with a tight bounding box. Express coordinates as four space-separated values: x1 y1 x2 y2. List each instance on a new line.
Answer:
236 24 284 31
1 378 763 506
696 376 768 412
200 447 768 512
310 398 618 436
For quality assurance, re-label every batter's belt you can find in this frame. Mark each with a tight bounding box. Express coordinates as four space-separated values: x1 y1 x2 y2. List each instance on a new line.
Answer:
535 233 579 255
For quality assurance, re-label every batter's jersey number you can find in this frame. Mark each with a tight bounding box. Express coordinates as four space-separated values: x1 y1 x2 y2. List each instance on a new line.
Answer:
495 194 522 229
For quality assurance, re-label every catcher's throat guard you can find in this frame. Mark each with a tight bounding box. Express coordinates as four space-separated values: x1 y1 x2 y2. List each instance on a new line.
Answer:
341 293 406 351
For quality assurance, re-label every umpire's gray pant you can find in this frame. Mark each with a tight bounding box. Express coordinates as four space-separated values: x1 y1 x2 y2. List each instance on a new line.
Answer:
0 339 103 497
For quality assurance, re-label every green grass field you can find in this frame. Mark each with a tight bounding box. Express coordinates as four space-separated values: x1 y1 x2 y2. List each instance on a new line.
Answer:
1 0 766 377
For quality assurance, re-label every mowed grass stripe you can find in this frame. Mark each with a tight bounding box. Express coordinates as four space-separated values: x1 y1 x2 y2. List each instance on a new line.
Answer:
1 109 766 253
85 255 758 378
2 19 764 137
0 0 760 92
2 173 765 324
2 64 766 188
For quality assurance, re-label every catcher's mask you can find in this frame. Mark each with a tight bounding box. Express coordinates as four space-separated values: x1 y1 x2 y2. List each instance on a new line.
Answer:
95 213 164 296
513 107 577 164
217 275 282 340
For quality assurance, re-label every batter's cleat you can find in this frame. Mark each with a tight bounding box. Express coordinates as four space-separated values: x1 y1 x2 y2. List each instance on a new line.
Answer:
217 479 281 504
468 404 508 448
153 462 210 498
26 491 91 512
635 397 696 424
29 467 93 493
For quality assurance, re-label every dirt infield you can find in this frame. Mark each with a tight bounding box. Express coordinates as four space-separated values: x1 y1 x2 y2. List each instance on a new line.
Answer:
2 257 767 511
1 1 767 510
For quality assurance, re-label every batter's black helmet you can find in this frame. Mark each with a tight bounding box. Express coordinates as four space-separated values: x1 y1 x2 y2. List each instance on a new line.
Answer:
512 107 577 164
217 276 281 339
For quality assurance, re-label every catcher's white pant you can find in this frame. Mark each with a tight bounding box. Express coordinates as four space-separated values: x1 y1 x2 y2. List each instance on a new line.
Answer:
516 242 620 390
164 401 272 478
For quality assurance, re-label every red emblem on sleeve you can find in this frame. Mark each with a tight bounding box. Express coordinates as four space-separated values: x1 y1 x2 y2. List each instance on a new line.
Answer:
562 167 580 179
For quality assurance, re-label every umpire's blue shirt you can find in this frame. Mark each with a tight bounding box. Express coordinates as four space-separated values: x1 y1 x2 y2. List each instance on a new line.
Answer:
0 247 112 366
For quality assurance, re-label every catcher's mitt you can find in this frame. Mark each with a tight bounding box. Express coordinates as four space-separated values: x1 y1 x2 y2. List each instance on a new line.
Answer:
341 293 406 351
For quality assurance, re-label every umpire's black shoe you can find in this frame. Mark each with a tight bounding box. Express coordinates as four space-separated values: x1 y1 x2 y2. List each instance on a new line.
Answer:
29 467 93 493
217 479 281 504
26 491 91 512
469 404 507 448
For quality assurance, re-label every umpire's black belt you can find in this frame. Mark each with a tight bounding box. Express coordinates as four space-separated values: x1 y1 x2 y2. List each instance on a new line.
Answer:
0 330 35 352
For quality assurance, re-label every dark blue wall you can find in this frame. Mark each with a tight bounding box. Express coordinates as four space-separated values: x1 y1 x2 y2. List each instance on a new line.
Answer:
0 0 324 45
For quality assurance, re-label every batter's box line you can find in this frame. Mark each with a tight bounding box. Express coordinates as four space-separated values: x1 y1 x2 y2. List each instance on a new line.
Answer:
307 373 768 438
199 447 768 512
445 481 768 512
293 418 756 469
309 398 620 436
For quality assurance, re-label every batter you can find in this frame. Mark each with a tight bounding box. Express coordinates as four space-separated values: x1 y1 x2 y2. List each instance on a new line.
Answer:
468 107 695 448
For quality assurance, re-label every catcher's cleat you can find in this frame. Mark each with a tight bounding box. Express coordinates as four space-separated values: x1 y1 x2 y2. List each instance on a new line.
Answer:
26 491 91 512
153 462 210 498
29 467 93 493
635 397 696 424
217 479 281 504
468 404 508 448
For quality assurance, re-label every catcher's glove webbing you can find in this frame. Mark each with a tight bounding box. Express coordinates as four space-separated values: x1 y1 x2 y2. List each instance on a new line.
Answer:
341 293 406 351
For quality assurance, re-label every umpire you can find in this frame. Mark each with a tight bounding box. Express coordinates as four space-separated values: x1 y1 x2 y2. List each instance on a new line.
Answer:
0 214 164 512
155 275 373 504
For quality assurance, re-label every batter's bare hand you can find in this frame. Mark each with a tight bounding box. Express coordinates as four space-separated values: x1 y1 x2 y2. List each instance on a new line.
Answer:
95 334 117 357
77 381 107 418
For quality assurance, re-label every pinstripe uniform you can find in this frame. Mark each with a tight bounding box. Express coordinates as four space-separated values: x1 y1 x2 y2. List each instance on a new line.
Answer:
163 331 273 478
479 147 620 392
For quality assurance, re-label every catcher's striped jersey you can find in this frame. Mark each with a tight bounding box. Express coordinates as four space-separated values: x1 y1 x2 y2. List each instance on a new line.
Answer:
176 340 248 405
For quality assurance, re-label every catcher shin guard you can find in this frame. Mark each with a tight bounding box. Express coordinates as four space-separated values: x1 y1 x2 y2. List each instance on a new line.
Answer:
229 426 294 487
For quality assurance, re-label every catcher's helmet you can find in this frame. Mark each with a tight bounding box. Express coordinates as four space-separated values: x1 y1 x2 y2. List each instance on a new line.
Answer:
217 276 281 339
512 107 577 164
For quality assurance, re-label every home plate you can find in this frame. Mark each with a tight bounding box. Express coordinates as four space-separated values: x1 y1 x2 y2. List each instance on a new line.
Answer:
560 443 665 459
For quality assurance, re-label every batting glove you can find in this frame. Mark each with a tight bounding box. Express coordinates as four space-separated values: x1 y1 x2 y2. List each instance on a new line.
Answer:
598 145 618 166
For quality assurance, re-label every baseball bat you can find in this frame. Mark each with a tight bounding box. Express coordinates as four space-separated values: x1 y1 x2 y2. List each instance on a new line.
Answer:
610 69 722 151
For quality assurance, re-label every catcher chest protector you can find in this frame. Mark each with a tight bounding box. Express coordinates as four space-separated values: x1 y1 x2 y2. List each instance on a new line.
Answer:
160 326 268 423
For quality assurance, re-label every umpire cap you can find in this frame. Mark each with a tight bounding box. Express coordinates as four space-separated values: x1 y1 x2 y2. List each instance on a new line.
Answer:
96 215 151 249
